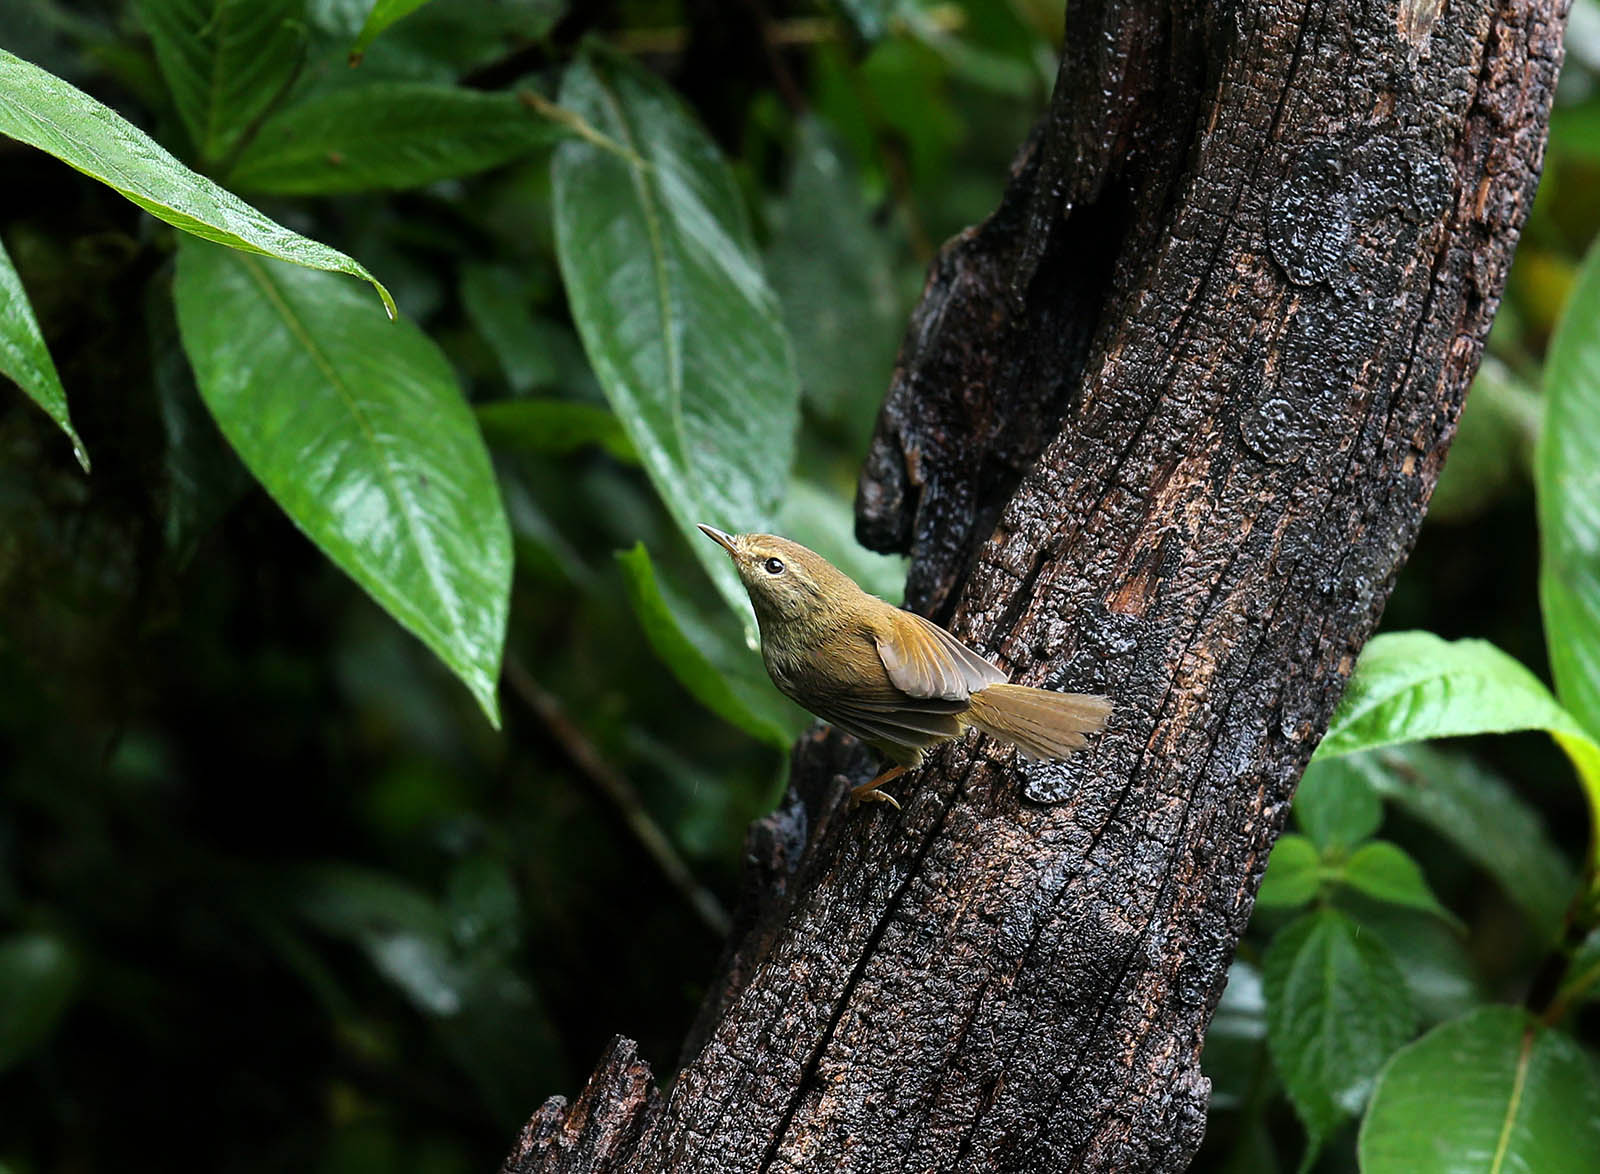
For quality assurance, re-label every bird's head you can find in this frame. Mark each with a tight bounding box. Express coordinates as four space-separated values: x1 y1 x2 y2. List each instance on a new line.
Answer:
696 525 853 627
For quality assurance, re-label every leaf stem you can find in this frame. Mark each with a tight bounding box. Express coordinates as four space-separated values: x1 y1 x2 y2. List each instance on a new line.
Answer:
516 90 645 167
503 655 731 938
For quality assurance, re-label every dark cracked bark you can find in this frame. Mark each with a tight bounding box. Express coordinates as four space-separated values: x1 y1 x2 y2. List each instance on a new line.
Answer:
505 0 1565 1169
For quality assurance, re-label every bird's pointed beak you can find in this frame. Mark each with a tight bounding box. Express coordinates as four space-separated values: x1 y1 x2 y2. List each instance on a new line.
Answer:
696 523 737 555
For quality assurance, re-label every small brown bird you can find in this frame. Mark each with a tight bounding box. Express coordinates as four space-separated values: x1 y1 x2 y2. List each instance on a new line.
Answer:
698 525 1112 808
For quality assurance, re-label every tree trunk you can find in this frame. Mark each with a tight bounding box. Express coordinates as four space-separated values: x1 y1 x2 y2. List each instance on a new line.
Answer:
506 0 1565 1169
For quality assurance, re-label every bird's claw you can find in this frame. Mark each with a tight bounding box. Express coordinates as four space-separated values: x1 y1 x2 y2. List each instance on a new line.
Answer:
847 786 902 812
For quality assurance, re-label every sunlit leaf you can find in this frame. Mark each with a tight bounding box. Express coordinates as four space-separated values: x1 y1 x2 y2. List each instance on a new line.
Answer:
552 49 800 643
174 239 510 723
135 0 304 165
1315 631 1600 872
1359 1007 1600 1174
0 233 86 470
229 83 565 194
0 48 394 315
1263 909 1416 1159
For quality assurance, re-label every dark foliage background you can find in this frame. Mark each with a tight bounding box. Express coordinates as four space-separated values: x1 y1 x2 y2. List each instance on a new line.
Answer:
2 2 1599 1172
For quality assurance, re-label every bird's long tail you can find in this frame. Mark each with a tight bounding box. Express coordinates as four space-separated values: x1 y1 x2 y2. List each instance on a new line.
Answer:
964 684 1112 760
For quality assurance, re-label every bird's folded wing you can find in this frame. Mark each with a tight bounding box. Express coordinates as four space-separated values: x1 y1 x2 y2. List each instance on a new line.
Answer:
873 610 1007 701
816 697 964 754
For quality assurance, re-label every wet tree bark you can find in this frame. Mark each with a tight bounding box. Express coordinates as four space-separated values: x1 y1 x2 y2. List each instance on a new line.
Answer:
505 0 1565 1169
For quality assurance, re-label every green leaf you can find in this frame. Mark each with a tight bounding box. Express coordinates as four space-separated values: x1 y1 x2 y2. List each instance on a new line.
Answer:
0 232 86 470
173 239 510 724
616 544 805 749
350 0 436 62
551 50 800 643
1256 834 1322 910
1263 909 1417 1156
1336 841 1455 925
1315 631 1600 872
135 0 304 165
1540 233 1600 742
1357 745 1575 937
228 83 565 195
0 932 81 1071
1359 1007 1600 1174
476 399 636 464
0 48 394 317
1295 756 1382 852
767 115 904 444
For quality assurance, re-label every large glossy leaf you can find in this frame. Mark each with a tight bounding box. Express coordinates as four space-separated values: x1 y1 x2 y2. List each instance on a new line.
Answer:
1263 909 1416 1157
0 233 86 470
173 239 510 723
1541 233 1600 742
229 83 565 194
135 0 303 165
0 932 81 1072
1354 745 1575 937
0 49 393 316
616 544 805 749
1315 632 1600 870
551 50 800 642
1359 1007 1600 1174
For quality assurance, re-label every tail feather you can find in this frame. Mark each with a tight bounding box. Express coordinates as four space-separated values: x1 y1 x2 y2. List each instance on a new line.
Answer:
965 684 1112 761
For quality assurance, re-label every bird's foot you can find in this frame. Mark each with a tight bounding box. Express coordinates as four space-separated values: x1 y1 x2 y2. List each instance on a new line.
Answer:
847 764 906 811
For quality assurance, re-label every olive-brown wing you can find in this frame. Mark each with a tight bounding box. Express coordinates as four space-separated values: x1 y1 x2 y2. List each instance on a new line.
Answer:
872 609 1006 701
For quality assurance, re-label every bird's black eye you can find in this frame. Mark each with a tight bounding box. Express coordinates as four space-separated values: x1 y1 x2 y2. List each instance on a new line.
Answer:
763 557 785 575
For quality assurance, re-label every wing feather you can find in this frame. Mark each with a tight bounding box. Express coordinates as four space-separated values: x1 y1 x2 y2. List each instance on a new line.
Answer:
873 610 1006 701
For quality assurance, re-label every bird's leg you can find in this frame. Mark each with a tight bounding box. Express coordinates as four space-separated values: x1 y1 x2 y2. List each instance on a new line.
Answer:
848 764 907 811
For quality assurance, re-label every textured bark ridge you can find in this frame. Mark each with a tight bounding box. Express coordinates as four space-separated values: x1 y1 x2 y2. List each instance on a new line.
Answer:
505 0 1565 1169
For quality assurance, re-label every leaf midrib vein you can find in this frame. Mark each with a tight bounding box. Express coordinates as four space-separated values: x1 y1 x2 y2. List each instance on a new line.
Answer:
236 251 464 646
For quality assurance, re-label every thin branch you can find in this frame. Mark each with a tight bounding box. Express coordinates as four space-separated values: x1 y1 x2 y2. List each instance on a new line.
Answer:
504 656 732 938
